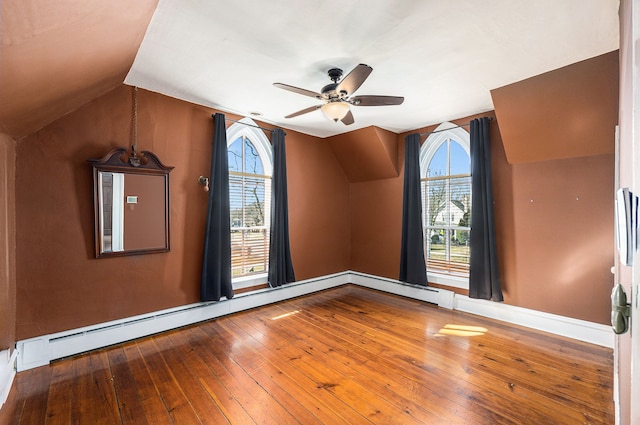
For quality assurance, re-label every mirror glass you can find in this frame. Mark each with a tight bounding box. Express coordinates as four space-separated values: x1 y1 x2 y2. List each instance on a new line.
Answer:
89 148 173 258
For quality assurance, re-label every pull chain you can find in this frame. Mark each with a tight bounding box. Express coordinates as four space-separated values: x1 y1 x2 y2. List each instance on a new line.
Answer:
129 86 141 167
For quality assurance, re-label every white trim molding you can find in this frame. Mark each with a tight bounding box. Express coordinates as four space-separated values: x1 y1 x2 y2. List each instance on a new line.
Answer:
419 121 471 174
0 349 17 409
16 272 348 371
232 272 268 290
348 271 456 309
427 272 468 290
15 271 613 371
454 294 614 348
226 117 273 174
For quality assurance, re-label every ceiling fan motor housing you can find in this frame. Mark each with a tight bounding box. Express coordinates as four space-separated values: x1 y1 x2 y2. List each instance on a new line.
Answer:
323 68 346 100
321 83 347 100
327 68 343 82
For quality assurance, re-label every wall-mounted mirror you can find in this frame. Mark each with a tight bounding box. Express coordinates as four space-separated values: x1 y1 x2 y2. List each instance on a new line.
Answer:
89 148 173 258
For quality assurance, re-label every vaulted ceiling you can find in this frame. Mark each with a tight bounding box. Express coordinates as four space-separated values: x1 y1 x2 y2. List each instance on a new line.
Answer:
0 0 159 140
0 0 619 141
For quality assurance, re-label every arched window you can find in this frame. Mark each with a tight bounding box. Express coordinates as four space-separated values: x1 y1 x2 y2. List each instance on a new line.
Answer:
226 118 273 283
420 122 471 285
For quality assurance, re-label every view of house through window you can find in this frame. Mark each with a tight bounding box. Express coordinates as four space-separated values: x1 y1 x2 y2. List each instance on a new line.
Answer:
420 124 471 277
228 134 272 278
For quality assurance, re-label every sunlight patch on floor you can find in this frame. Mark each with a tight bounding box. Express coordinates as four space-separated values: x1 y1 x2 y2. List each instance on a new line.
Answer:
435 324 488 337
271 310 300 320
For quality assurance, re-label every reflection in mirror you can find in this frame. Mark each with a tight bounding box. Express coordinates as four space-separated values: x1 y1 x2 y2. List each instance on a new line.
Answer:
99 171 124 253
89 148 173 258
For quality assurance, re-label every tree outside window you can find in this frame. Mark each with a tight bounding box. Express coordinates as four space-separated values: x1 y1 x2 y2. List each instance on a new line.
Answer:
228 136 271 277
421 127 471 276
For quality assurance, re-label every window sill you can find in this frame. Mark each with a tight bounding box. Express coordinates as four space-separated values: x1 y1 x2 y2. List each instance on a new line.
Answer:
427 272 468 290
233 273 268 290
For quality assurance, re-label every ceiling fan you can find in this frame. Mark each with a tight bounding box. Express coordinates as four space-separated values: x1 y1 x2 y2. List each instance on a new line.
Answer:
273 64 404 125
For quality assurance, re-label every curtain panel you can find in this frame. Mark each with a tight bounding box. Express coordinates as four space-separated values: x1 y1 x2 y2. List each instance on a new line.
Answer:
399 133 428 285
201 113 234 301
268 128 296 287
469 117 504 301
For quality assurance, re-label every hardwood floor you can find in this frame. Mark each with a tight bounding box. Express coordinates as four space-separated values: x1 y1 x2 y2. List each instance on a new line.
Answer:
0 285 614 424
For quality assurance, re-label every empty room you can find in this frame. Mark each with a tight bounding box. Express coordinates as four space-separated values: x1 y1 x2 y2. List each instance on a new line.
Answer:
0 1 638 424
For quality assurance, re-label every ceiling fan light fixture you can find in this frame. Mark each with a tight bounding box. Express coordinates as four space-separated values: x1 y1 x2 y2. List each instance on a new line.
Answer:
276 64 400 126
321 101 350 122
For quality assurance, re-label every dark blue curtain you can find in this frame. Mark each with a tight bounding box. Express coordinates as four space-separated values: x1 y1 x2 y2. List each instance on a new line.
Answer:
201 113 234 301
399 133 428 285
268 129 296 287
469 117 503 301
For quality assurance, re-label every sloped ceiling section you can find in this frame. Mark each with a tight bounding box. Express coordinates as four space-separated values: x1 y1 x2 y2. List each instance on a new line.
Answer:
491 51 619 164
0 1 619 142
0 0 158 140
328 126 398 182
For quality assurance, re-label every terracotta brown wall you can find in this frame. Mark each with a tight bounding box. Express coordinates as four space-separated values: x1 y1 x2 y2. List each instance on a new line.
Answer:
0 133 16 351
491 51 618 163
15 85 350 339
350 175 404 279
492 51 617 324
349 106 613 325
287 132 351 278
334 126 403 278
505 154 614 323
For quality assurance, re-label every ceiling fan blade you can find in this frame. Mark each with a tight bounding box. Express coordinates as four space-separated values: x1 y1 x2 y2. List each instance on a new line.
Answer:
284 104 322 119
273 82 322 99
336 64 372 95
341 109 355 125
350 95 404 106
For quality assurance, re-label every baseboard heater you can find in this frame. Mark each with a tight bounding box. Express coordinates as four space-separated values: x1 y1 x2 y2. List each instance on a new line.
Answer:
15 271 612 372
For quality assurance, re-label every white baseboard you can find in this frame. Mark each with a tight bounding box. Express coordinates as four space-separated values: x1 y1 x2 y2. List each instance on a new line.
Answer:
454 294 614 348
15 271 613 371
348 271 456 309
16 272 347 371
0 349 17 409
348 273 612 348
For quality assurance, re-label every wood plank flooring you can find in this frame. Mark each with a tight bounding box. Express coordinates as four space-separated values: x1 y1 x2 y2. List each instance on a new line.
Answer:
0 285 614 424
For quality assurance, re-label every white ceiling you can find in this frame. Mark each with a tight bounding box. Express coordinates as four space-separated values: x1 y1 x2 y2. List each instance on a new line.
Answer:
125 0 619 138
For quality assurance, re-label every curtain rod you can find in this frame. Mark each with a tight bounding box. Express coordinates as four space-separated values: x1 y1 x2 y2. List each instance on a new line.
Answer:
418 117 493 137
214 115 285 135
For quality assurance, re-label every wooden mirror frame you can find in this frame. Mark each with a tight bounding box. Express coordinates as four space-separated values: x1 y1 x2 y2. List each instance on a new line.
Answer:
89 148 173 258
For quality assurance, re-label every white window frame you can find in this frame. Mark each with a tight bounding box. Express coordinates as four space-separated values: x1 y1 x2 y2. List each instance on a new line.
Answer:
226 117 273 289
420 121 470 290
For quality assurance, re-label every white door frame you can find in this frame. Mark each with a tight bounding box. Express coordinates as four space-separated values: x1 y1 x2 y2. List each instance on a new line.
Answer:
617 2 640 424
630 3 640 421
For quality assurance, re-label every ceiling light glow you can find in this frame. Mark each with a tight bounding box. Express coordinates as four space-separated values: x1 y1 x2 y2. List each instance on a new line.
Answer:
321 102 349 122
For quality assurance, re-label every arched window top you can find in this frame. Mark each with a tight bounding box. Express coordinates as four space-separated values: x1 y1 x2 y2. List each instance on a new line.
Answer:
226 117 273 175
225 118 273 283
420 121 472 284
420 121 470 178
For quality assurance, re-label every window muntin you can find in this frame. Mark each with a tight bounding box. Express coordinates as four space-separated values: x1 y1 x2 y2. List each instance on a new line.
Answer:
228 136 271 278
226 119 273 282
420 123 471 277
